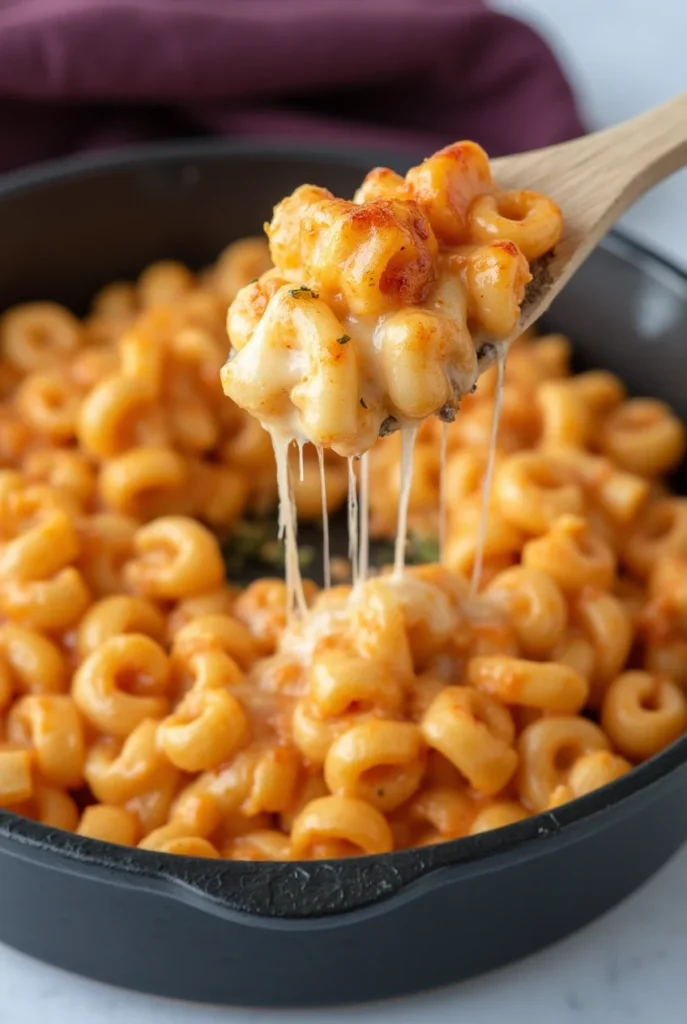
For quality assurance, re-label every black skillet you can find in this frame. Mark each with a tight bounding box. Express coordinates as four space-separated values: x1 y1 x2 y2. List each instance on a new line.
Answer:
0 143 686 1008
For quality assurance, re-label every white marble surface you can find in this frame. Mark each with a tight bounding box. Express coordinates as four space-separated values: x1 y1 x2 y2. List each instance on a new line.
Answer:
3 4 687 1022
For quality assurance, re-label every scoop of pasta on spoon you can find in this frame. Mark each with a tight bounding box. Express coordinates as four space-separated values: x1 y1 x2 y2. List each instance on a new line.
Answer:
221 141 559 453
222 92 687 451
220 93 687 603
220 136 562 602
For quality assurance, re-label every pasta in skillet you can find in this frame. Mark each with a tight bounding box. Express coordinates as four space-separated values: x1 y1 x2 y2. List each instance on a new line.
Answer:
0 143 685 864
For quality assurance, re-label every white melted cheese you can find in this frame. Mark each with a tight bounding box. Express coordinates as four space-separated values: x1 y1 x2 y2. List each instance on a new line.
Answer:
280 589 351 662
270 430 307 619
297 439 305 483
393 425 419 578
316 445 331 590
347 456 359 588
470 352 506 596
358 451 370 586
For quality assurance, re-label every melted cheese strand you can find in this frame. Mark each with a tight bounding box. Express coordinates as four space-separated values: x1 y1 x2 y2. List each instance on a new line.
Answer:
470 353 506 596
276 443 286 543
316 445 331 589
271 432 307 618
393 425 418 578
347 456 359 587
297 439 305 484
438 420 449 564
359 451 370 585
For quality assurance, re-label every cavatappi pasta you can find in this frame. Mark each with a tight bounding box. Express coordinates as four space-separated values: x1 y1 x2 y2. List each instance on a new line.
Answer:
0 206 685 861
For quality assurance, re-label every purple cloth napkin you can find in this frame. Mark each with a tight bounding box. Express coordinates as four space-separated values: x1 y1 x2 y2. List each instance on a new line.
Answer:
0 0 584 174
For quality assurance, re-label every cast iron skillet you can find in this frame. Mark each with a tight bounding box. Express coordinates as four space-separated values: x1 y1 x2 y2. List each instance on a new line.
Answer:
0 143 686 1008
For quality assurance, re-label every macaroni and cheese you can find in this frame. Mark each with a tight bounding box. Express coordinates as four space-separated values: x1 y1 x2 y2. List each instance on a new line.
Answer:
0 146 685 863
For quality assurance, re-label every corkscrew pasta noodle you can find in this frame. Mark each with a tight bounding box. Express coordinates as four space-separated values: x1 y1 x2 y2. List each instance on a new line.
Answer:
0 146 684 864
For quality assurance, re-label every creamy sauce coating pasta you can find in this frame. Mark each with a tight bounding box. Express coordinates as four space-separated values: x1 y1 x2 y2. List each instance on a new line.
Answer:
0 148 685 863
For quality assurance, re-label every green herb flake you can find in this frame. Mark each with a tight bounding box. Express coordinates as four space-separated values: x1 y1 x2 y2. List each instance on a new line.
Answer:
298 545 316 569
408 534 440 565
337 334 351 345
232 519 272 555
379 415 399 437
258 541 285 568
289 285 319 298
374 542 395 567
260 540 315 571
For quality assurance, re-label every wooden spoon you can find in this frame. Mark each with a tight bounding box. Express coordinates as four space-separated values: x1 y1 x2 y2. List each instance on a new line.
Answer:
476 91 687 372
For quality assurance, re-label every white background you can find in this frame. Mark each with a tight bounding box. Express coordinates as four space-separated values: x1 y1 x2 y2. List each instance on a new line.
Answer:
1 3 686 1022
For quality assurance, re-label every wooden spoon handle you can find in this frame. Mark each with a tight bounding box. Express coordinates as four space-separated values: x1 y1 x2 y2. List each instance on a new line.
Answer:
590 91 687 199
492 92 687 210
484 92 687 346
